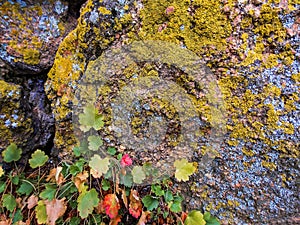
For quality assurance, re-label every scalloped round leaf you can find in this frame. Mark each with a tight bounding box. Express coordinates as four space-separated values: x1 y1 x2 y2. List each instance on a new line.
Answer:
184 210 206 225
2 143 22 163
132 166 146 184
29 150 49 169
142 195 159 211
2 194 17 212
77 188 99 218
79 104 104 132
89 155 110 177
88 135 103 151
174 159 196 182
35 200 47 224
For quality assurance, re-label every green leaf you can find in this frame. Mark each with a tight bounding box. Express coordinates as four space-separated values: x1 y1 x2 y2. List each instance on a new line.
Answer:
2 194 17 212
184 210 206 225
11 175 19 185
174 159 196 182
101 179 110 191
107 147 116 156
11 208 23 223
39 184 56 200
69 158 86 176
170 195 183 213
170 201 182 213
73 141 89 157
151 185 164 196
79 104 104 132
163 211 169 219
203 211 220 225
29 150 48 169
2 143 22 163
70 217 81 225
89 155 110 176
117 153 122 160
119 173 133 187
17 181 34 196
142 195 159 211
131 166 146 184
35 200 47 224
0 181 6 193
77 188 99 218
88 135 103 151
164 190 174 203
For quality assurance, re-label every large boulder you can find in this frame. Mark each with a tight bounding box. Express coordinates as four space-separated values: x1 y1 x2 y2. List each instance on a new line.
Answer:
46 0 299 224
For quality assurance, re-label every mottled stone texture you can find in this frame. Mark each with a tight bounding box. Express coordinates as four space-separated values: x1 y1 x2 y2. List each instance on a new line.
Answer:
0 0 77 74
0 0 299 224
0 78 54 166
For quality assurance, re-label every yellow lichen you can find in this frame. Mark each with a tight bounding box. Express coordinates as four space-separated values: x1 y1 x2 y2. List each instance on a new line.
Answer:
98 6 112 15
23 48 40 65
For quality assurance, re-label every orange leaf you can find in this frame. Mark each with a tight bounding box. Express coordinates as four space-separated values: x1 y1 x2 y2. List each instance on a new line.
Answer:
44 198 67 225
102 194 120 219
137 211 151 225
129 190 142 219
27 195 38 209
181 211 188 222
109 215 121 225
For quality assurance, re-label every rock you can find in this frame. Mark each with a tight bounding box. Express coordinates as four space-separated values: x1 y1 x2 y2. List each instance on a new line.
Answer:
0 0 77 75
0 78 54 165
46 0 299 224
45 0 136 155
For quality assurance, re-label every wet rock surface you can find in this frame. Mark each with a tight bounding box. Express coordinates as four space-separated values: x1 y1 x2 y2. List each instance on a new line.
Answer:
0 0 77 74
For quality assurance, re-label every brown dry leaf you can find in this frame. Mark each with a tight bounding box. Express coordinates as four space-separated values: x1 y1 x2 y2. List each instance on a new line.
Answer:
16 197 22 208
46 167 64 185
95 200 105 214
90 168 101 179
15 222 26 225
0 220 11 225
44 198 67 225
73 171 88 191
27 195 38 209
137 211 150 225
121 188 128 209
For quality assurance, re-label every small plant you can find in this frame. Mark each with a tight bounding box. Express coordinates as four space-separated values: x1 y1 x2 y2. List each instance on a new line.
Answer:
0 107 221 224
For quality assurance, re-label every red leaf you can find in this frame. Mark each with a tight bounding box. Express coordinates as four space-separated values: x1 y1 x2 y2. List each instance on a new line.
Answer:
129 190 142 219
120 154 132 167
102 194 120 219
109 215 121 225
